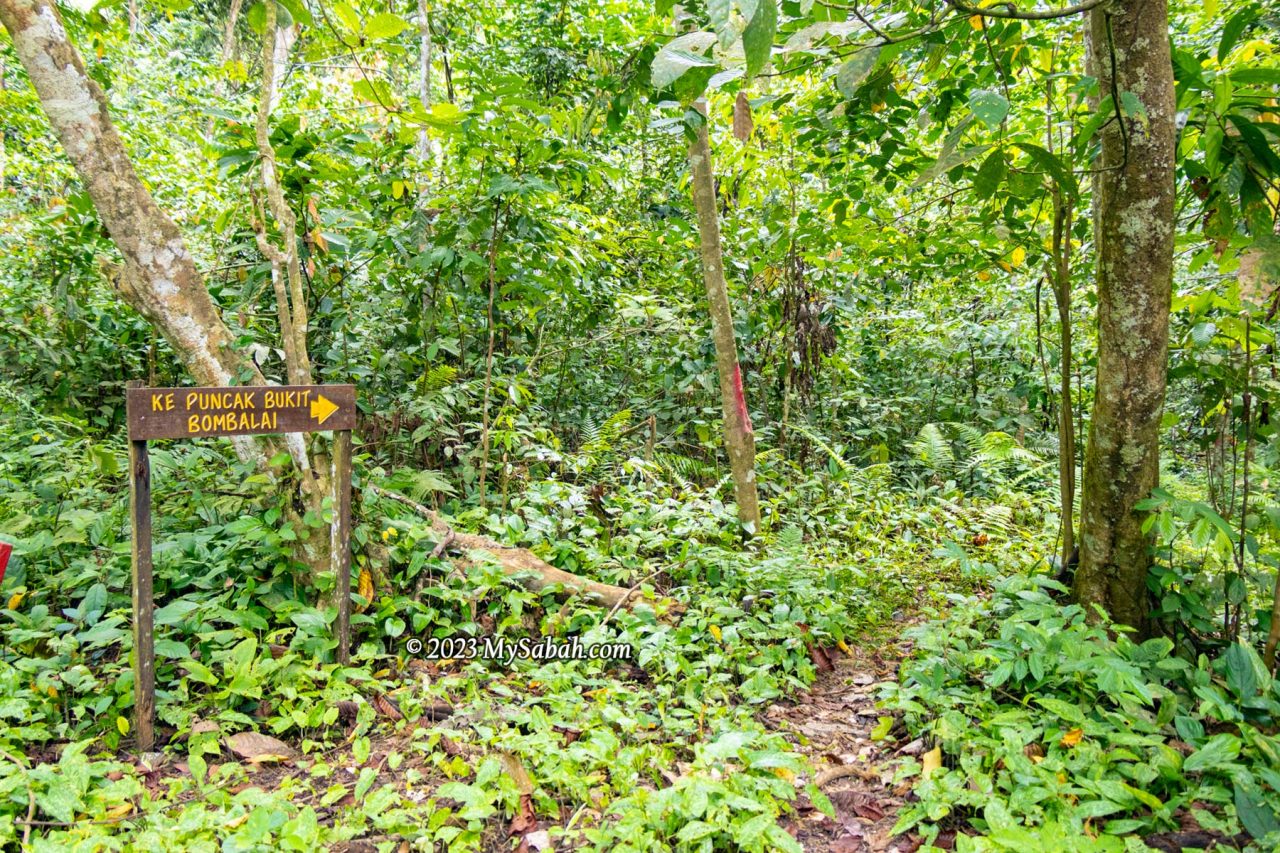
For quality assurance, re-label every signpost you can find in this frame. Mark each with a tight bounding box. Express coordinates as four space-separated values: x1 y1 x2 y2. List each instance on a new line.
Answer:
125 382 356 751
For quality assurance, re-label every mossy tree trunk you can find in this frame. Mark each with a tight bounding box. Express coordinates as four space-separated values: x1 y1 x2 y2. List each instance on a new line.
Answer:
1072 0 1177 631
687 100 762 532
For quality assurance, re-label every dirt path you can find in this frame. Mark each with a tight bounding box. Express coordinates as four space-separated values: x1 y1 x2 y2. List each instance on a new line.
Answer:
765 635 923 853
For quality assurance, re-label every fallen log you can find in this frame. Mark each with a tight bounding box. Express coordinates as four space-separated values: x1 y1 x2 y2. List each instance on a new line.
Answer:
368 485 667 611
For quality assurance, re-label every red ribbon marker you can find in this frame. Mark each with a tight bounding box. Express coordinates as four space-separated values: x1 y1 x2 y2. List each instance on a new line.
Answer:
0 541 11 586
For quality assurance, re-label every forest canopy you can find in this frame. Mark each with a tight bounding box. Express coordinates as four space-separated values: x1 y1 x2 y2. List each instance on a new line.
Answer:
1 0 1280 850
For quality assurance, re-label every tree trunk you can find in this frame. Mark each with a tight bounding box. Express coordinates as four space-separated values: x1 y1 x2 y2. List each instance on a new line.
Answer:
206 0 244 142
0 0 268 464
1072 1 1177 631
687 100 761 532
1051 190 1076 568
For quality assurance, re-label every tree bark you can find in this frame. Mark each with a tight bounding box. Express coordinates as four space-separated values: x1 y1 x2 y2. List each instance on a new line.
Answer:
687 100 762 532
0 0 268 464
1050 190 1076 568
206 0 244 142
369 485 671 610
1072 1 1177 631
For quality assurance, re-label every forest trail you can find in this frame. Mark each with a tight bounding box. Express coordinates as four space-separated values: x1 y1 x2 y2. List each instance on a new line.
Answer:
768 636 919 853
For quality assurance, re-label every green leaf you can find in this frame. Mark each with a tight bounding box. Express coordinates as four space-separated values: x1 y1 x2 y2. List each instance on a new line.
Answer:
1035 696 1085 723
973 148 1007 200
365 12 410 40
835 47 880 99
36 777 81 824
1183 733 1241 772
1235 782 1280 840
1223 641 1259 698
1218 5 1257 62
1013 141 1078 198
676 820 717 842
968 89 1009 129
742 0 776 79
651 41 717 89
806 783 836 819
182 659 218 685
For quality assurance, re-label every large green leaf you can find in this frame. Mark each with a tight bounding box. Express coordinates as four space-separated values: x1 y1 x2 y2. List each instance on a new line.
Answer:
742 0 776 79
835 46 880 99
968 89 1008 129
366 12 410 40
651 33 718 89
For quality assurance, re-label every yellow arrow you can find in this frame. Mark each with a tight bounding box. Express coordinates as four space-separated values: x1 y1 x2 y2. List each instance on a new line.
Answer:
310 393 339 426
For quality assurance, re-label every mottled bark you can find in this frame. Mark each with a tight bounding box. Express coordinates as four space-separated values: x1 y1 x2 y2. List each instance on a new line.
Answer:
0 0 267 463
1072 1 1177 631
687 101 762 531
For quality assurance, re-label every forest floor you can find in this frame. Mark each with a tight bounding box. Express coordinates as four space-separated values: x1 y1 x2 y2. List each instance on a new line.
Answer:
89 628 927 852
766 638 920 853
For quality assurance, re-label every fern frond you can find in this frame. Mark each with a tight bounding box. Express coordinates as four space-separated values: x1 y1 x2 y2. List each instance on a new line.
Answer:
911 423 954 472
421 364 458 394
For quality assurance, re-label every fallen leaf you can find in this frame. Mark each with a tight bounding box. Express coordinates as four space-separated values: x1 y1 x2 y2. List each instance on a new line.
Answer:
372 693 403 720
104 802 133 820
224 732 297 763
1060 728 1084 747
920 746 942 779
508 793 538 836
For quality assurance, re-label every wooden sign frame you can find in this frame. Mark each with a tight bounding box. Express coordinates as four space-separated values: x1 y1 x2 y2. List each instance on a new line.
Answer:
125 381 357 752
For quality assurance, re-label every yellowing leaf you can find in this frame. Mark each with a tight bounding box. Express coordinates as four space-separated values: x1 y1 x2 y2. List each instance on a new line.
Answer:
392 180 405 199
977 270 992 282
116 716 130 736
708 625 722 642
225 814 250 829
921 746 942 779
357 568 374 613
969 14 984 29
1010 246 1026 267
836 640 853 656
1060 728 1084 747
104 802 134 820
7 591 23 610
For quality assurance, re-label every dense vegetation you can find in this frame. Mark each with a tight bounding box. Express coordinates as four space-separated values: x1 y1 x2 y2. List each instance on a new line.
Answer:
1 0 1279 849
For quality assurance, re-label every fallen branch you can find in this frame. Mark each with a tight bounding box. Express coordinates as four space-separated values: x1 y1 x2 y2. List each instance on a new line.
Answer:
369 484 667 611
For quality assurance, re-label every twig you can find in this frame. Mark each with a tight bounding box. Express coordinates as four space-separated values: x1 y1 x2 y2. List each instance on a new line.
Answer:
600 569 660 627
813 763 867 787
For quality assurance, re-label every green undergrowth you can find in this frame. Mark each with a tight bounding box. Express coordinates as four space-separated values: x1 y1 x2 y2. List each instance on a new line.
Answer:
0 401 1044 850
884 574 1280 853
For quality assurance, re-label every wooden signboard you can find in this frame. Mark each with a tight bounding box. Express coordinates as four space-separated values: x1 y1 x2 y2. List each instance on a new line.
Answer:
124 382 356 752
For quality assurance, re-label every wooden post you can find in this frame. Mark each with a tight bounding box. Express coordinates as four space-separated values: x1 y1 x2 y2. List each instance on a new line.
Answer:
333 429 353 665
128 378 155 752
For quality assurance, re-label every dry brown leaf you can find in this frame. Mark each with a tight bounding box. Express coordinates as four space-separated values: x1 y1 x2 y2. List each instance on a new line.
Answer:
733 91 754 141
372 693 403 720
224 732 296 763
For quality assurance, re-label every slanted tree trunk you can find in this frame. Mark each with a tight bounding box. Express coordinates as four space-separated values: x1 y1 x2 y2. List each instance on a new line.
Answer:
0 0 269 464
0 0 343 596
1072 0 1177 631
687 100 761 532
